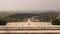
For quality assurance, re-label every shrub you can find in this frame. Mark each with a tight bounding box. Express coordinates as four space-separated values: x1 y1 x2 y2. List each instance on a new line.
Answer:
52 19 60 25
0 20 7 25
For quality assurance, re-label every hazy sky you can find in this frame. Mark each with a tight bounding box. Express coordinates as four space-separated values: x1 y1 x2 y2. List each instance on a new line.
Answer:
0 0 60 11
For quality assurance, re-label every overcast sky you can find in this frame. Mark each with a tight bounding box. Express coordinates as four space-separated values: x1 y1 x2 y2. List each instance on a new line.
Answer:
0 0 60 11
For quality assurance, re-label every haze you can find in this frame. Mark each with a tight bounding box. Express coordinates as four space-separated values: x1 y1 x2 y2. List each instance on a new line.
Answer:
0 0 60 11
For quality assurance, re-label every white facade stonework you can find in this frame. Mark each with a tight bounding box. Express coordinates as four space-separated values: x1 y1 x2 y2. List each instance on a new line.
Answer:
0 18 60 34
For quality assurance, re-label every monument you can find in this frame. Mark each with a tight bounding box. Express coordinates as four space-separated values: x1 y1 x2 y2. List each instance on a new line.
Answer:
6 18 52 27
0 18 60 34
